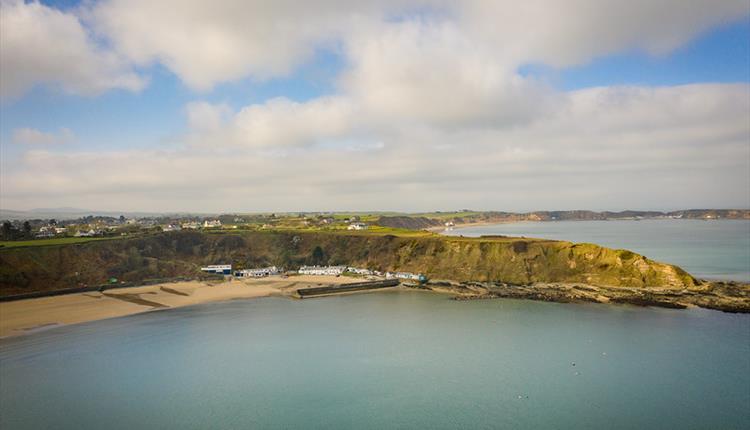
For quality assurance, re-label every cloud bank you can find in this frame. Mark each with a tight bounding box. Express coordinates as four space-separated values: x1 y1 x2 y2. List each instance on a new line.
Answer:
0 0 144 99
11 128 74 145
1 0 749 211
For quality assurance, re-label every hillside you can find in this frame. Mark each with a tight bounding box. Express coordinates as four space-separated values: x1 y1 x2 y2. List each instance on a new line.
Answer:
0 230 698 295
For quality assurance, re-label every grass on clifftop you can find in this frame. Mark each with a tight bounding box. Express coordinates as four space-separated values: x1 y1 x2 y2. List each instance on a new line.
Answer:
0 226 554 250
0 236 122 248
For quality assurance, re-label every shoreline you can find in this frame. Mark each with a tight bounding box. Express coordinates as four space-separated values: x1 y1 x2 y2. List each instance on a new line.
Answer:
423 280 750 314
3 275 748 339
0 275 351 339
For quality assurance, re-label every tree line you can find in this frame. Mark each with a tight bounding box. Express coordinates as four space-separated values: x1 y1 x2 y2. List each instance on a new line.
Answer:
1 221 32 240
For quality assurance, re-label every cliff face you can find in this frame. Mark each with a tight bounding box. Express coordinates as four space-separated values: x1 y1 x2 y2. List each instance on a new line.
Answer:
0 231 698 296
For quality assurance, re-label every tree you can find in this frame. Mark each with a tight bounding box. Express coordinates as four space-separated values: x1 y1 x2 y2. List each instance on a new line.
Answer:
22 221 32 238
2 221 15 240
119 215 126 223
311 246 326 265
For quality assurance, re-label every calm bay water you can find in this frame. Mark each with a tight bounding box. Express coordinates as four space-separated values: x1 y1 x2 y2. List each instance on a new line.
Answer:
443 219 750 282
1 291 749 430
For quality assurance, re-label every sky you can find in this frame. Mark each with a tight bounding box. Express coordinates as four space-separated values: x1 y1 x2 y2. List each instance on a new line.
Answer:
0 0 749 213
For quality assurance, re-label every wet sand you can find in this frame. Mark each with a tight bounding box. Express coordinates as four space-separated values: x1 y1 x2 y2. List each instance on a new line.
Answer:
0 275 351 338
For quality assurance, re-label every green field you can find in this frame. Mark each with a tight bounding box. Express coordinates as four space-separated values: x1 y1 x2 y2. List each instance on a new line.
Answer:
0 236 122 248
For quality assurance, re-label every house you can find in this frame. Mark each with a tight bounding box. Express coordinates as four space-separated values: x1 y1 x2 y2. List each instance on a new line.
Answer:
346 267 381 276
298 265 347 276
37 225 63 237
386 271 427 282
182 221 200 229
203 220 222 228
162 224 182 232
235 266 280 278
74 229 97 237
201 264 232 275
347 222 368 230
38 225 66 235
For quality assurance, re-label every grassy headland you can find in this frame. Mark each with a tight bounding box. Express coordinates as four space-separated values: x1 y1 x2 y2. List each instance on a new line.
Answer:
0 229 694 291
1 229 746 312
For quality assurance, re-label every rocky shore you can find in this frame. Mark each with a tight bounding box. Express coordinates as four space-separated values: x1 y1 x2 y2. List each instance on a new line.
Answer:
422 279 750 313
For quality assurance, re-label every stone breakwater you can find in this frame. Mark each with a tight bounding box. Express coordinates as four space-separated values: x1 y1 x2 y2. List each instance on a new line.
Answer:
425 280 750 313
295 279 400 298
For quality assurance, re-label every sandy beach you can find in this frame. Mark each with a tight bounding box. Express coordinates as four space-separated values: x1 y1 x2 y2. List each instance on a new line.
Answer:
0 275 351 338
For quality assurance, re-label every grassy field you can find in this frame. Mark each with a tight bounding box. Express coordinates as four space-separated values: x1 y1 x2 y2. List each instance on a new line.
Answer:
254 225 436 238
0 225 516 249
0 223 514 250
0 236 123 248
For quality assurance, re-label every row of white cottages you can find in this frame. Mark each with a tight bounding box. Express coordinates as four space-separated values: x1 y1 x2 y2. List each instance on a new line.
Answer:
201 264 424 281
298 265 425 281
200 265 280 277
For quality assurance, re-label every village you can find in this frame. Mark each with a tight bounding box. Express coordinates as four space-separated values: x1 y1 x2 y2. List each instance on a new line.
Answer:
0 213 373 242
195 263 427 299
200 263 426 283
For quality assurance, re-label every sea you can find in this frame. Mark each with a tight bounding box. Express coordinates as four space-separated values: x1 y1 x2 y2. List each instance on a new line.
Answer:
1 220 749 430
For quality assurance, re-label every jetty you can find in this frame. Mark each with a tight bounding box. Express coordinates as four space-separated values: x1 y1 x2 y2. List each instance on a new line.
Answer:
295 279 400 298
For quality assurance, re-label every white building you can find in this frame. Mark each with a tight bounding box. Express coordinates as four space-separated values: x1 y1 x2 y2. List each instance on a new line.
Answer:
203 220 222 228
163 224 182 232
347 222 368 230
74 229 97 237
182 221 200 229
235 266 280 278
346 267 377 276
201 264 232 275
298 265 347 276
386 271 424 281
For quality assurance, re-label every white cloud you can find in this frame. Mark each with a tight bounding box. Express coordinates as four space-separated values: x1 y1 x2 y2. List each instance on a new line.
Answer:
11 127 74 145
185 97 356 148
4 0 748 98
89 0 407 91
185 101 232 131
0 0 144 99
85 0 749 92
1 1 748 211
340 19 558 128
3 84 748 211
454 0 750 67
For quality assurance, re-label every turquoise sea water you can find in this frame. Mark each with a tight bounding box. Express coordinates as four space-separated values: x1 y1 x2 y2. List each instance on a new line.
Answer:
443 219 750 282
1 291 749 430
